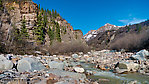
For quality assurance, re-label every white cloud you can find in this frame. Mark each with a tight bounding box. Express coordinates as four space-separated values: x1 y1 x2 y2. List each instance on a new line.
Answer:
119 18 146 25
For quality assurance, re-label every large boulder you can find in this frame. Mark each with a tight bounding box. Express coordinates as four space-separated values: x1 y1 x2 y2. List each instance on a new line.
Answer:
73 67 85 73
131 49 149 61
48 69 86 79
72 54 79 59
0 55 13 70
48 61 65 70
17 57 45 72
115 62 139 73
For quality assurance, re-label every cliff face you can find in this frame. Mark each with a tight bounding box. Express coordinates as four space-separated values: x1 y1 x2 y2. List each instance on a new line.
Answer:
0 1 86 54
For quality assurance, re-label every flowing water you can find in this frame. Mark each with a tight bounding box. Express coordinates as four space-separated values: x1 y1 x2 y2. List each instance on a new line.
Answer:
80 62 149 84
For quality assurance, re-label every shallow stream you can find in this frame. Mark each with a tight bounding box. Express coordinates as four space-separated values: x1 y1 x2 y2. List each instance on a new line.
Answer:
80 62 149 84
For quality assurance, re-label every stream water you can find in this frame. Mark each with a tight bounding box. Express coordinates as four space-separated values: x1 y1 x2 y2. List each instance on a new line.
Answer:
80 62 149 84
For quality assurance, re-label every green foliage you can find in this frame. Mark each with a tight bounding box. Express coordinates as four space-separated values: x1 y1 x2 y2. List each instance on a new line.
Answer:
48 10 51 16
34 13 45 44
55 23 61 42
52 9 55 18
47 26 54 44
43 12 48 27
64 28 67 34
0 0 3 10
20 16 29 39
13 25 22 41
38 4 40 10
136 24 142 33
126 25 130 32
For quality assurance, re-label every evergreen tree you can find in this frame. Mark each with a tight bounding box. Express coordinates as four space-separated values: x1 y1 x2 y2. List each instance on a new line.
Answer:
13 26 21 41
0 0 3 10
55 23 61 42
34 13 45 44
47 26 54 44
126 25 130 32
48 10 51 17
38 4 40 10
52 9 55 18
138 25 142 33
64 28 67 34
20 16 29 39
136 24 142 33
55 10 57 17
43 11 48 27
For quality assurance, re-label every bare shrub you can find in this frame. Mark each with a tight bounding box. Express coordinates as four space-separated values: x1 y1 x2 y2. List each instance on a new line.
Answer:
110 29 149 51
48 40 90 55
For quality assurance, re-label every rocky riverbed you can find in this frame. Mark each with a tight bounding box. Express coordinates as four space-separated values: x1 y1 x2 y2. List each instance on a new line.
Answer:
0 49 149 84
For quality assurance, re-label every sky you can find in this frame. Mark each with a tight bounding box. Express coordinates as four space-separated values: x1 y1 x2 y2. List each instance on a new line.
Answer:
33 0 149 35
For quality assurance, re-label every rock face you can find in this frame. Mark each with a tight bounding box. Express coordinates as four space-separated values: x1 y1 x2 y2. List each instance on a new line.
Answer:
115 62 139 73
0 1 86 54
131 49 149 61
17 57 45 72
48 61 64 70
0 55 13 70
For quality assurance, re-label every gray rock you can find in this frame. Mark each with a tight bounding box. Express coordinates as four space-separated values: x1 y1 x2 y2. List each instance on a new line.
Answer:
72 54 79 59
128 80 140 84
0 55 13 70
131 49 149 61
48 61 64 70
73 67 85 73
48 69 86 79
17 57 45 72
115 62 139 73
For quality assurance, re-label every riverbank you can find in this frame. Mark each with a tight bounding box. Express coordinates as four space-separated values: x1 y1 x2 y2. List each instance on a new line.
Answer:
0 49 149 84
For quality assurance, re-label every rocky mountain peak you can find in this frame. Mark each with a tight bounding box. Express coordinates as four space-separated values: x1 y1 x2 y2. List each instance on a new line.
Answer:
97 23 119 32
83 23 120 41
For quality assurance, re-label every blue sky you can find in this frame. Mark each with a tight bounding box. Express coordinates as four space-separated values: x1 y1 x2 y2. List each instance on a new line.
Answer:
33 0 149 34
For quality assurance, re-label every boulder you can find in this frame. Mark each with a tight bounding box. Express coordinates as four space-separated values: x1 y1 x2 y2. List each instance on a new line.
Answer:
72 54 79 59
17 57 45 72
48 69 86 79
128 80 140 84
73 67 85 73
48 61 64 70
0 55 13 70
115 62 139 73
131 49 149 61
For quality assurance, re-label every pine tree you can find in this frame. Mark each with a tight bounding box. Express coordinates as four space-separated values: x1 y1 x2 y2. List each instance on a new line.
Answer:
34 13 45 44
0 0 3 10
20 16 29 39
52 9 55 18
126 25 130 32
55 10 57 17
47 26 54 44
138 25 142 33
38 4 40 10
48 10 51 17
136 24 142 33
55 23 61 42
43 11 48 27
13 26 21 41
64 28 67 34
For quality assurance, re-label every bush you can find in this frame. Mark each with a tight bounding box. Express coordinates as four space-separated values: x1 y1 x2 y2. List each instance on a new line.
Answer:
48 40 90 55
110 29 149 51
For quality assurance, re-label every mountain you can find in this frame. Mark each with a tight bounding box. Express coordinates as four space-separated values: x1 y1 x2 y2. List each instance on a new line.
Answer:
83 23 121 41
0 0 87 54
85 20 149 51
